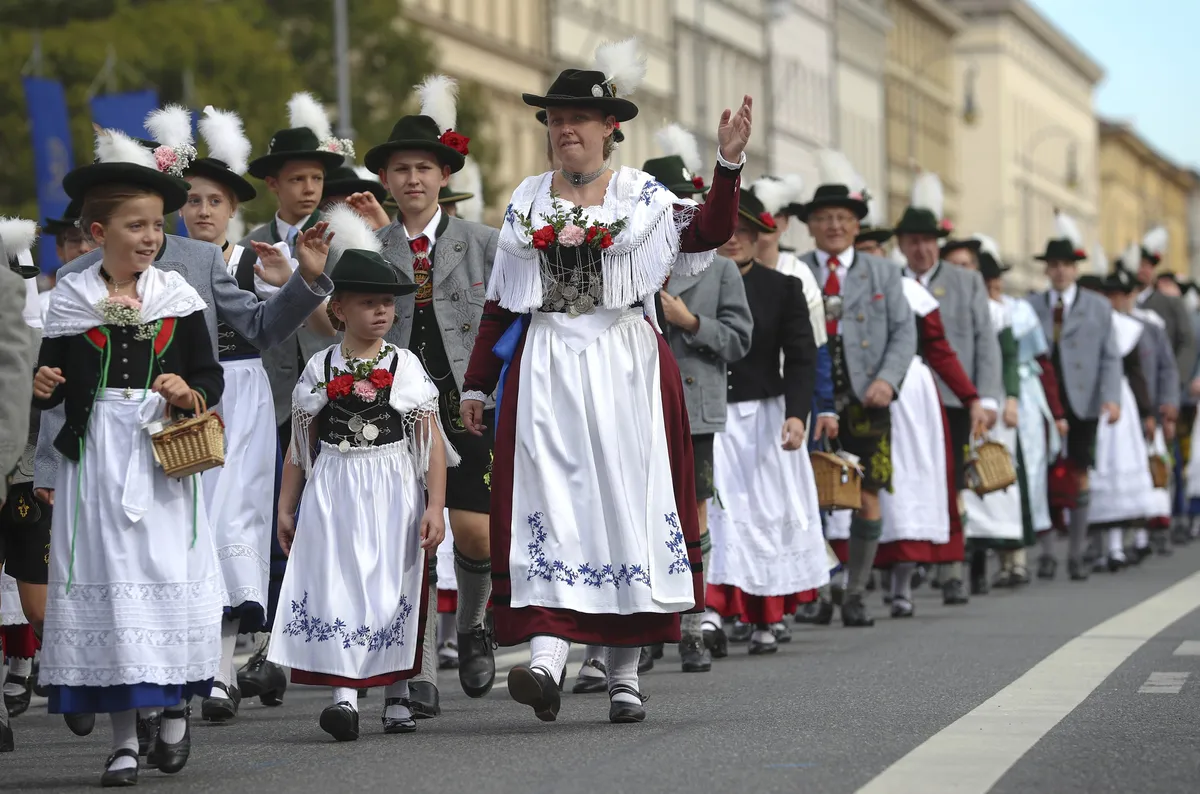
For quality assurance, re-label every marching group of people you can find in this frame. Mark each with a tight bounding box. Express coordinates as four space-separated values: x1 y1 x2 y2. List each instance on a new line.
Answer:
1 36 1198 787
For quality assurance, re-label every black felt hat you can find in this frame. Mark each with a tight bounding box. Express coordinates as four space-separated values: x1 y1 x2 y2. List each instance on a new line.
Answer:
1102 267 1137 295
535 108 626 143
331 250 416 295
642 155 706 197
978 252 1010 281
43 199 83 236
797 184 869 223
63 163 191 214
1034 238 1087 263
247 127 345 180
364 115 467 175
185 158 257 203
855 226 893 245
323 165 387 203
894 207 950 238
1077 274 1104 292
523 69 639 122
738 190 777 234
940 237 981 257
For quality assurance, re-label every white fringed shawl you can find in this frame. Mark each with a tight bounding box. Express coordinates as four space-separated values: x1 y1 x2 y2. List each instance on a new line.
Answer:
487 167 715 313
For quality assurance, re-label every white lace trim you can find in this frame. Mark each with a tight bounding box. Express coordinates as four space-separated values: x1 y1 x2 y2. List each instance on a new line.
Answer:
461 390 488 404
217 543 270 574
43 262 208 339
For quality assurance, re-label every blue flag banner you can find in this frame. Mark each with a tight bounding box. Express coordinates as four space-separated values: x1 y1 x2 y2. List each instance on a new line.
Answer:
89 89 159 140
22 77 75 273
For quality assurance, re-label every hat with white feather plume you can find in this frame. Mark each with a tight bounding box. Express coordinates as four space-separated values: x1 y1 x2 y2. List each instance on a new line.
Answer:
1 217 41 279
247 93 348 179
970 233 1008 280
63 125 191 213
894 171 952 237
797 149 869 222
742 176 805 231
1034 210 1087 262
521 38 644 122
324 202 415 296
642 123 707 195
365 74 469 174
1140 226 1168 265
187 105 257 202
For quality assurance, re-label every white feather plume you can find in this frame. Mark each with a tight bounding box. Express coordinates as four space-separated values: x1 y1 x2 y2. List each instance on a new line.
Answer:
325 202 382 260
1091 242 1109 276
655 124 702 174
1120 241 1141 271
1054 210 1082 249
227 211 246 246
198 106 252 175
287 92 333 140
971 233 1001 261
816 149 864 193
910 171 944 219
0 218 39 259
353 166 380 184
95 128 157 169
1142 225 1168 257
593 38 647 98
866 196 884 228
417 75 459 134
451 158 484 224
145 104 194 149
778 173 805 203
751 177 801 217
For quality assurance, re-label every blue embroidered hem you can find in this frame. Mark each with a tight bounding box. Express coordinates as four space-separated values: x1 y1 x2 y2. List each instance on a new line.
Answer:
48 680 214 714
225 600 268 634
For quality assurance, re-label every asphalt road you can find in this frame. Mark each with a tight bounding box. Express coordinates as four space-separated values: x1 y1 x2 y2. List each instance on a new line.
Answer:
4 537 1199 793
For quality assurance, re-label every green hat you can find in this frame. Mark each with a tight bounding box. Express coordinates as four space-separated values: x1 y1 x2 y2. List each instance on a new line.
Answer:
247 127 345 179
438 185 474 205
1077 274 1104 292
323 165 387 203
331 250 416 295
43 199 83 236
797 184 869 223
855 226 893 245
738 188 777 234
894 207 951 238
641 155 706 197
1034 238 1086 262
535 108 625 143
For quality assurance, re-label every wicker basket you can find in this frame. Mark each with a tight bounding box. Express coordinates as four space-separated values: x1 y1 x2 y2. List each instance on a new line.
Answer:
1149 455 1170 489
963 437 1016 496
151 390 225 478
811 449 863 511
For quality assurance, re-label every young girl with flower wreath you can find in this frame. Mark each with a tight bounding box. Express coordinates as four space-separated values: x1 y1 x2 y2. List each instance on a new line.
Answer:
32 128 226 786
268 205 457 742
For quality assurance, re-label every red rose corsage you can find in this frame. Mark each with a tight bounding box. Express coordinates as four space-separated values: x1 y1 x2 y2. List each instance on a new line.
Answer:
439 130 471 156
326 373 356 400
368 369 394 389
532 225 557 250
759 211 777 230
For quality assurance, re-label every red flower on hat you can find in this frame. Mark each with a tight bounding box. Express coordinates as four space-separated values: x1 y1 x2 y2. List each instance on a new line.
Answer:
326 374 356 400
759 212 777 230
939 218 954 232
1074 248 1087 258
692 176 705 190
439 130 470 156
368 369 394 389
532 225 557 250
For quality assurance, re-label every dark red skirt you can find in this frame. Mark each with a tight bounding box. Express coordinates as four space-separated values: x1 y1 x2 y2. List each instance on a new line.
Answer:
290 561 431 688
876 539 935 567
437 589 457 615
0 623 39 659
488 321 705 647
829 538 849 564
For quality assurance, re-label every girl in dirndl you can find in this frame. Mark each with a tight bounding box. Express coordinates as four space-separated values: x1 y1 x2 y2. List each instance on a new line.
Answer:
33 128 226 786
269 208 456 741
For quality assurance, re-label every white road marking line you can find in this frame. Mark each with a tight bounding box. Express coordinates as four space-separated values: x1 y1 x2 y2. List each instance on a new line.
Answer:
1138 672 1189 694
856 570 1200 794
1172 640 1200 656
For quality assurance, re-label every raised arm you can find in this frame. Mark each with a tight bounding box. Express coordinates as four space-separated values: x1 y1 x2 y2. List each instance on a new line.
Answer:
216 238 334 350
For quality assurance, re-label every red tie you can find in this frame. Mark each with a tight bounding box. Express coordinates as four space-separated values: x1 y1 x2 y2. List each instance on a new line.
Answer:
409 236 430 256
410 236 433 306
824 256 840 338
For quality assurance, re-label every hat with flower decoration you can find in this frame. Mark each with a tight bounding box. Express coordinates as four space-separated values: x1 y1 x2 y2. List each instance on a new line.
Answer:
742 176 804 233
797 149 869 222
1140 226 1168 266
248 93 351 179
324 203 415 296
185 105 257 203
365 75 470 174
1 217 41 279
894 171 952 237
1035 211 1087 262
523 38 645 123
641 124 707 196
63 120 192 213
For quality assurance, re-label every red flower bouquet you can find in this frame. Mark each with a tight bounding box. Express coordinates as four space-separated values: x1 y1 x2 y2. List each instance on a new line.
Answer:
532 225 558 250
368 369 394 389
326 374 356 400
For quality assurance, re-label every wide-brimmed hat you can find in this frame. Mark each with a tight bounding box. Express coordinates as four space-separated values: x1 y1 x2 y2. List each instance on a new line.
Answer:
438 184 473 205
1 217 40 279
1077 274 1104 292
248 93 352 179
524 38 645 123
64 125 191 213
855 226 893 245
642 123 706 195
185 106 257 202
43 199 82 236
324 165 387 203
1036 211 1086 262
1102 266 1137 294
893 171 951 238
894 207 953 238
797 184 869 223
940 238 980 257
331 249 415 295
365 75 469 174
738 188 777 234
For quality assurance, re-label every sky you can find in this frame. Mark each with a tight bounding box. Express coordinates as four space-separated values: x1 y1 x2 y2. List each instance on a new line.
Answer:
1029 0 1199 171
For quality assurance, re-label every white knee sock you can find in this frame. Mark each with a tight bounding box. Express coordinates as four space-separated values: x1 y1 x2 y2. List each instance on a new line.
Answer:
215 617 238 692
891 563 915 602
528 636 570 682
158 700 188 744
1135 528 1150 549
604 646 641 705
383 681 411 719
332 687 359 711
1108 528 1125 559
3 657 31 695
108 710 139 770
577 648 605 679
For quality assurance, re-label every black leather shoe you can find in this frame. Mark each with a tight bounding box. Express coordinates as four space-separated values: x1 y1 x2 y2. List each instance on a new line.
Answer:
1036 554 1057 580
1068 559 1090 581
1124 546 1143 566
650 642 664 659
813 600 835 626
100 748 139 787
438 641 459 670
457 623 496 698
729 621 752 643
794 601 821 624
865 571 877 592
942 579 969 606
1108 556 1126 572
841 595 874 627
237 646 287 706
637 645 655 673
0 720 13 753
770 622 792 643
830 584 845 606
891 598 914 618
319 702 360 742
679 636 711 673
748 634 778 655
1136 545 1154 563
572 658 608 693
507 665 561 722
608 684 646 724
64 712 96 736
4 672 31 718
408 682 441 718
149 709 191 774
969 551 989 595
137 713 160 758
702 625 728 658
201 681 238 723
1010 565 1031 586
381 698 417 734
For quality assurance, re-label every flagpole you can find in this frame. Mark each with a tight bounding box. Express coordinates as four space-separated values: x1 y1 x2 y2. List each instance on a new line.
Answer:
334 0 354 139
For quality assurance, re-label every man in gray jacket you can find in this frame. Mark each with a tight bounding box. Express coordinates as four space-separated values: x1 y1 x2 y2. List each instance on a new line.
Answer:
894 207 1001 605
798 183 917 628
0 267 32 501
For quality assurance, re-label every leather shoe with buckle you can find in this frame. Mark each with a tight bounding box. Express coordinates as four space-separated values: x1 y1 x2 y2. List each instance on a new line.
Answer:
4 672 31 717
637 645 655 673
64 712 96 737
148 708 191 774
508 665 561 722
201 680 238 722
319 701 360 741
137 712 160 759
679 636 711 673
408 681 441 718
572 658 608 693
100 748 139 787
608 684 646 723
703 624 728 658
457 622 496 698
891 597 914 618
237 645 286 706
381 698 417 734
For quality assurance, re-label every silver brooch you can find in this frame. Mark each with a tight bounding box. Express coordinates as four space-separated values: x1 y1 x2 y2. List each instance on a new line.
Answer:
591 84 604 97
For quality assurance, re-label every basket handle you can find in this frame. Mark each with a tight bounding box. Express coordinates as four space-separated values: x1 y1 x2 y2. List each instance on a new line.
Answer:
161 389 207 420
